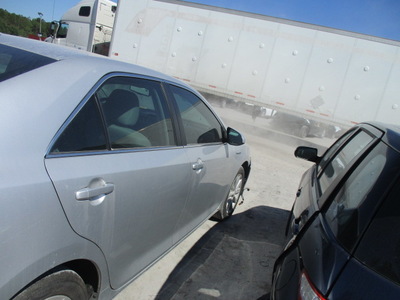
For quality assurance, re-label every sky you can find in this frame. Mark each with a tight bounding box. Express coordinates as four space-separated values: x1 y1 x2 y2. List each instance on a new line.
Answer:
1 0 399 41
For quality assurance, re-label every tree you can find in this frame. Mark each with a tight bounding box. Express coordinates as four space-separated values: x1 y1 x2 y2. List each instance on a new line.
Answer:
0 9 51 38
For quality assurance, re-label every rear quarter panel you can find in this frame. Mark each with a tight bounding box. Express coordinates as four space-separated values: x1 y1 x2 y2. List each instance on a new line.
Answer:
0 60 111 298
0 175 109 299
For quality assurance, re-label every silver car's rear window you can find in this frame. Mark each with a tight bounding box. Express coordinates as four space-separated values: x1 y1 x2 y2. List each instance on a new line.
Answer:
0 44 56 82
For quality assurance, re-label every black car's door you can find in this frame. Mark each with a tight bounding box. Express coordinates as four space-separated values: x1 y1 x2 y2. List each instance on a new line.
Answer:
330 166 400 299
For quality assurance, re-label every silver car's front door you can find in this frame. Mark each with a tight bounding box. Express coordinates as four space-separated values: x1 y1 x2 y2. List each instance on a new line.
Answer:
45 76 191 289
167 85 235 242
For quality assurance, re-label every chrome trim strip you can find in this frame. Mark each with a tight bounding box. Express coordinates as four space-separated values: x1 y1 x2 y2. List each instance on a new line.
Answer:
46 145 184 159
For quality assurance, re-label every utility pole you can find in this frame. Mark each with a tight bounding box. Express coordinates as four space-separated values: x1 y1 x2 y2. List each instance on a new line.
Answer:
38 12 43 38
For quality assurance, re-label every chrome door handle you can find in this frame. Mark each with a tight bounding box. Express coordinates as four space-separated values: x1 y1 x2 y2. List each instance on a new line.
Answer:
76 182 114 200
192 159 204 171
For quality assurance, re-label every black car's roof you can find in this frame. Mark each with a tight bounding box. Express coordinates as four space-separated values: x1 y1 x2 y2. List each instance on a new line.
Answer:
363 122 400 153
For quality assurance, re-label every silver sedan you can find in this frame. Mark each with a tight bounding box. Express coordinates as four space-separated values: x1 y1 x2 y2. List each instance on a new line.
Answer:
0 34 250 299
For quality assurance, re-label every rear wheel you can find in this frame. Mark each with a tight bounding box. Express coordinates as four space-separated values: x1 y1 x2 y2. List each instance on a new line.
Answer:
13 269 90 300
213 167 245 220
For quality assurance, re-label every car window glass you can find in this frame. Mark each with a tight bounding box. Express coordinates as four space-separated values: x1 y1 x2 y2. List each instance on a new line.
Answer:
57 23 69 38
169 85 222 144
318 129 355 174
98 76 175 149
50 96 107 153
324 145 386 251
0 44 56 82
355 180 400 285
318 131 374 194
0 53 11 73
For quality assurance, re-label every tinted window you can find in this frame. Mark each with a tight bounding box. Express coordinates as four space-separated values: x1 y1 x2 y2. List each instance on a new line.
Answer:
98 77 175 149
0 44 55 82
169 85 223 144
50 96 107 153
324 143 389 251
56 23 69 38
355 179 400 285
79 6 91 17
318 129 355 173
318 130 374 194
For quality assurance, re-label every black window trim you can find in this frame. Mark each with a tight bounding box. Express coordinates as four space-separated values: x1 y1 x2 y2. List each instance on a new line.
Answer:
317 124 384 179
316 126 383 209
46 72 184 158
316 127 358 178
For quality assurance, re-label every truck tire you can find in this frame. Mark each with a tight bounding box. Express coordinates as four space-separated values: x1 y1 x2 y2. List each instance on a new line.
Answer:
13 269 90 300
213 167 244 220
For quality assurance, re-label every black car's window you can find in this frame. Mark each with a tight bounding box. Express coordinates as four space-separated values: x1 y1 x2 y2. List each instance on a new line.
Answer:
318 129 356 174
169 85 223 144
355 178 400 285
318 130 374 194
0 44 56 82
98 77 175 149
50 96 107 153
324 143 389 252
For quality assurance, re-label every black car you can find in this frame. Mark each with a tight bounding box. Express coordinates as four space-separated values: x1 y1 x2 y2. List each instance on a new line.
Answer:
271 122 400 300
270 111 327 138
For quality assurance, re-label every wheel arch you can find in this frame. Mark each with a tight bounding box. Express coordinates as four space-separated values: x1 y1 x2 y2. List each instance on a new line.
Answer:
241 161 251 184
6 235 110 300
63 259 100 294
11 259 101 299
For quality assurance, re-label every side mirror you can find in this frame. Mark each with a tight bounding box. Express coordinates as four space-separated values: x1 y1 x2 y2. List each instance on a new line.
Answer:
294 146 319 163
50 21 58 35
226 127 245 146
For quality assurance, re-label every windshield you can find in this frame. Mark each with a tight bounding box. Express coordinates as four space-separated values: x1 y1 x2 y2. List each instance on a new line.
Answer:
0 44 56 82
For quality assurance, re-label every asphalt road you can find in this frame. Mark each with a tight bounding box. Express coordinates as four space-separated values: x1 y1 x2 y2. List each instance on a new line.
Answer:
115 106 332 300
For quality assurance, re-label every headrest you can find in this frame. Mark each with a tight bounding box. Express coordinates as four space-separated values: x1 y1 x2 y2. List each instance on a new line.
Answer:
105 89 140 127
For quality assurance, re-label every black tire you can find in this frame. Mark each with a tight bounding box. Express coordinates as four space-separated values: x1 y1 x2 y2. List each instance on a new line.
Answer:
13 269 89 300
297 125 309 138
213 167 245 220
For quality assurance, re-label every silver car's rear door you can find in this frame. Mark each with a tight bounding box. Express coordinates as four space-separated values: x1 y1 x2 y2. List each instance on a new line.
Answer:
45 75 192 289
45 150 190 288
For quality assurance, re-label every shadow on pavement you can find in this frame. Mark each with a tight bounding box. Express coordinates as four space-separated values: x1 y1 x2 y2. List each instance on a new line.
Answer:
155 206 289 300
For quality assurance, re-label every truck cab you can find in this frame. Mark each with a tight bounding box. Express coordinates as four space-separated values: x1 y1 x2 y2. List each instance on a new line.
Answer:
46 0 116 55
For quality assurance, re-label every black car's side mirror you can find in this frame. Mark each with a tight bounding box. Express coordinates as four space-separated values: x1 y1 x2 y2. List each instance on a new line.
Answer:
295 146 320 163
226 127 245 146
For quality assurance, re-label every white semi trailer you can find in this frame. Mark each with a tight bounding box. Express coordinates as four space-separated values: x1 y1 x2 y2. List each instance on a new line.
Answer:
46 0 116 55
50 0 400 130
108 0 400 129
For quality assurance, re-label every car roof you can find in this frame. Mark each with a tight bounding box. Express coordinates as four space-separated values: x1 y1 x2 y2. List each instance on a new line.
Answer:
0 33 92 61
363 122 400 153
0 33 185 86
